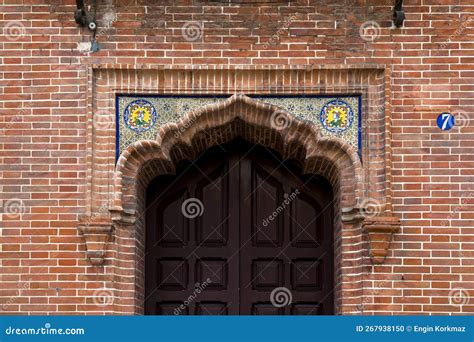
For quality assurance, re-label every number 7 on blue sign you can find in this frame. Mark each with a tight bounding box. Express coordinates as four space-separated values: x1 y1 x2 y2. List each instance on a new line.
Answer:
437 112 455 130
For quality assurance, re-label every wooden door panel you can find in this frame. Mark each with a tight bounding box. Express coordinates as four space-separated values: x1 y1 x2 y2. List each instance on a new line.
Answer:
146 140 334 315
251 165 284 247
157 302 188 315
290 194 323 247
196 258 228 290
291 303 323 315
251 259 285 290
291 258 323 291
252 304 284 315
157 190 188 247
195 163 229 246
240 150 334 315
156 258 189 290
196 302 228 315
146 155 239 315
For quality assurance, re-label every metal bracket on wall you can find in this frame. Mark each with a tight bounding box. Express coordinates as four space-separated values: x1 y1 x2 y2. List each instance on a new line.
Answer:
393 0 406 27
74 0 97 32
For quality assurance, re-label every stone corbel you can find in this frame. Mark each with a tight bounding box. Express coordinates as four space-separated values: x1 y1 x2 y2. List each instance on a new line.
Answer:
77 216 114 265
362 215 400 264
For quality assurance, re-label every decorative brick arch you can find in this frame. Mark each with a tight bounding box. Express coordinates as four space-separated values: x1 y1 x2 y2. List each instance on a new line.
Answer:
112 94 363 217
78 92 400 314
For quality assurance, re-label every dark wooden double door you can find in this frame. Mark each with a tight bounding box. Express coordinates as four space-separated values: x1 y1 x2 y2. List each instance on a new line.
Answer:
145 139 334 315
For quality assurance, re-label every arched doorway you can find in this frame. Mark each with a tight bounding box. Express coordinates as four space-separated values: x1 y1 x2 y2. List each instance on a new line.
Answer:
104 94 379 314
144 138 334 315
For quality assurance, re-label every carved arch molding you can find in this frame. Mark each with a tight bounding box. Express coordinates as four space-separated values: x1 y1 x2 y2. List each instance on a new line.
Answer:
78 66 400 270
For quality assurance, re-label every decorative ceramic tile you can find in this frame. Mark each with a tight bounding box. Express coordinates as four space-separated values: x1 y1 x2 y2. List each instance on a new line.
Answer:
123 99 158 133
116 95 361 159
320 99 354 134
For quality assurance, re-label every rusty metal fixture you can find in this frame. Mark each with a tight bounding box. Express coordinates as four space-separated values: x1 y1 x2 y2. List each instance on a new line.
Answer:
74 0 97 32
393 0 406 27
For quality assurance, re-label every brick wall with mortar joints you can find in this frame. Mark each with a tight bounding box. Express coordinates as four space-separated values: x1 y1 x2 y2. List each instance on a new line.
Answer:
0 0 473 314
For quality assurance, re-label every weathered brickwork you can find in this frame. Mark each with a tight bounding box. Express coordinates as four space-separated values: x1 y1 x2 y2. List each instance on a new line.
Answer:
0 0 473 315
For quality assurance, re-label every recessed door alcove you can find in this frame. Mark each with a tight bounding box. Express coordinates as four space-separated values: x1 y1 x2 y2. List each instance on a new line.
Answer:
77 65 400 315
145 138 335 315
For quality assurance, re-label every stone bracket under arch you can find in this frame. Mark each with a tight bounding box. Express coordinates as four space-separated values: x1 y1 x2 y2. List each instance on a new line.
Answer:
77 216 114 266
342 208 401 264
363 216 401 264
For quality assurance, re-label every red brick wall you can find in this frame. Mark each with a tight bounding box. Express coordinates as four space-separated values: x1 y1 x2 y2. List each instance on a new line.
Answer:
1 0 473 315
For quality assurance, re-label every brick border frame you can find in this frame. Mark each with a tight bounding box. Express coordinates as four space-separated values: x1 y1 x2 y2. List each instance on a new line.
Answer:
77 65 400 314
